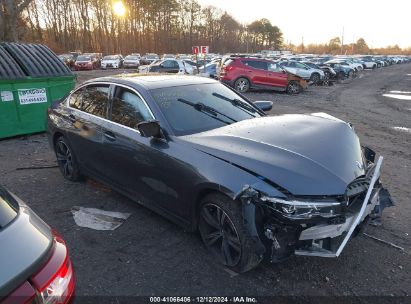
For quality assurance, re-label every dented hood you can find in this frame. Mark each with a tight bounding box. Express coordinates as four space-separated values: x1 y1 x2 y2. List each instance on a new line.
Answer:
182 114 365 196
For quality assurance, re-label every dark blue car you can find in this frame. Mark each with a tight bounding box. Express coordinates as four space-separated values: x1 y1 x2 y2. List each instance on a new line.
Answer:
47 75 393 272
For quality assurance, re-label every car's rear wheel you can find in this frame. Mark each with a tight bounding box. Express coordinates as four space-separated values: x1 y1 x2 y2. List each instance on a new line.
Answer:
198 193 261 273
286 81 300 94
234 77 250 93
55 136 82 181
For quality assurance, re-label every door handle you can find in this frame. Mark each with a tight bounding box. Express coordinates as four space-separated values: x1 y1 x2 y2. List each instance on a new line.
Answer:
104 131 116 141
68 114 76 123
247 70 252 72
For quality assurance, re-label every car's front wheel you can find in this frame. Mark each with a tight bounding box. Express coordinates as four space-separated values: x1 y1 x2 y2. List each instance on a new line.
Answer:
286 81 300 94
310 73 320 84
234 77 250 93
198 193 261 273
54 136 82 181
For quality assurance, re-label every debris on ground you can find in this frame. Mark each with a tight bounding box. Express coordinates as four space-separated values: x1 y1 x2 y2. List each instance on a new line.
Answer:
71 206 131 231
363 233 405 251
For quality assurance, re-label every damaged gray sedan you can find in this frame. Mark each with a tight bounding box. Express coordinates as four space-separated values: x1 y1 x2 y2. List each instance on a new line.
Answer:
47 75 393 273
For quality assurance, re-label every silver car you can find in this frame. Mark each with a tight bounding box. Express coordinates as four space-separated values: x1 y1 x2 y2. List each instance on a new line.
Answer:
279 60 325 83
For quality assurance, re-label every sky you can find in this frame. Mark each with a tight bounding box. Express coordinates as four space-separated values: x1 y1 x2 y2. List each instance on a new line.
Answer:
197 0 411 48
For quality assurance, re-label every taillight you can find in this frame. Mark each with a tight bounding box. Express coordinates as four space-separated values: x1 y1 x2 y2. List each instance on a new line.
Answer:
30 231 75 304
38 260 74 304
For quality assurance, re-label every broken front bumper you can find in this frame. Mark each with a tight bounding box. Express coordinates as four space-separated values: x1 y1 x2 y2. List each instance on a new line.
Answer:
295 156 386 257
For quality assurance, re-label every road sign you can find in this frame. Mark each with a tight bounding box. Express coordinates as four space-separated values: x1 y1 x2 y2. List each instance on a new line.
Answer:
200 46 209 54
192 46 199 54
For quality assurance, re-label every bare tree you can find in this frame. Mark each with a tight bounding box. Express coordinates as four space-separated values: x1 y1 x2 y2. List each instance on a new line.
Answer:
0 0 33 41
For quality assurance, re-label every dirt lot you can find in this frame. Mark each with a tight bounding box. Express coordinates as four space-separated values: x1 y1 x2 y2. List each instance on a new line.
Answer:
0 65 410 300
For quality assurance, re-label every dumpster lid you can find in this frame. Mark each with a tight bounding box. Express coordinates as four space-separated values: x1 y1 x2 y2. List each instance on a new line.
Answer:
0 43 73 79
0 46 26 80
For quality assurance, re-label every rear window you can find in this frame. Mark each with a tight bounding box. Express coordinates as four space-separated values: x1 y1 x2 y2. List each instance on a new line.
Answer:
223 59 235 66
0 188 18 230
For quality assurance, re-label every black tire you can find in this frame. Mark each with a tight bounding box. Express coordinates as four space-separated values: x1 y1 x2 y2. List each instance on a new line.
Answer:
234 77 250 93
286 81 300 94
198 193 262 273
54 136 82 181
310 73 320 84
322 71 330 86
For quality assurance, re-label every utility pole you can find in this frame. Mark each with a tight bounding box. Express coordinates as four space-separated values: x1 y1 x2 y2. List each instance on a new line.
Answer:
301 36 304 53
352 34 355 54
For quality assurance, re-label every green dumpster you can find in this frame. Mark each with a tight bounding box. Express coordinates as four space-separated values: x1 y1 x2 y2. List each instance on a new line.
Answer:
0 43 76 139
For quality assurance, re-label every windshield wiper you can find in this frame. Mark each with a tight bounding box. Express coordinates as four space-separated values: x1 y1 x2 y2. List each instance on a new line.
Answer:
212 92 258 116
177 98 237 124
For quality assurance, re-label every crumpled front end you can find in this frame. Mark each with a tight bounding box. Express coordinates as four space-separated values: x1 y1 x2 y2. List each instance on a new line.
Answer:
235 148 394 263
287 73 308 90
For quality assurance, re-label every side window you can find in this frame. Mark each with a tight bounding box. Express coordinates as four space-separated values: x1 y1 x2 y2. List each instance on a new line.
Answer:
81 85 109 118
172 60 180 68
242 60 266 70
110 86 153 128
162 60 173 68
68 89 83 110
268 63 283 72
296 63 307 69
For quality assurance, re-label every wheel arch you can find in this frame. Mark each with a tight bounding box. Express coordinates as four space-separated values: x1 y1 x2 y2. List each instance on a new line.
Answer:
52 131 65 148
191 183 236 231
234 75 252 86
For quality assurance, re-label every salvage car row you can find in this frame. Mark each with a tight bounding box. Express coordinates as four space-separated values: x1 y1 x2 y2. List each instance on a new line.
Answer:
58 51 411 96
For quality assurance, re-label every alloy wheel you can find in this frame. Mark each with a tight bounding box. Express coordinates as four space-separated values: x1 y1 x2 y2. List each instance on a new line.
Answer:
311 73 320 84
235 78 249 93
55 140 74 179
287 82 300 94
199 203 241 267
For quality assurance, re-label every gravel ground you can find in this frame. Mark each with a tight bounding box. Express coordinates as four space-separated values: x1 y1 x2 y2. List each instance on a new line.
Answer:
0 65 410 300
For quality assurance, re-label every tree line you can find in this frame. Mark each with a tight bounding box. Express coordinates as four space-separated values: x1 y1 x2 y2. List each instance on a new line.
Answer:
1 0 409 55
288 37 411 56
1 0 284 55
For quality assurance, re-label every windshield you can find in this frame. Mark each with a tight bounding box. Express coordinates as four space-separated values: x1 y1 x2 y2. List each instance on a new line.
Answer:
103 56 118 60
77 56 91 61
125 56 138 60
150 83 262 136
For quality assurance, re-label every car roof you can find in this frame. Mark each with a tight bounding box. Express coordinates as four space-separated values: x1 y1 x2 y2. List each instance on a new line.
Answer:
84 74 217 90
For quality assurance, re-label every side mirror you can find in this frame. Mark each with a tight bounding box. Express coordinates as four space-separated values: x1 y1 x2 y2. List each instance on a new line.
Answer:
137 120 163 138
253 101 273 112
282 69 286 74
159 63 164 68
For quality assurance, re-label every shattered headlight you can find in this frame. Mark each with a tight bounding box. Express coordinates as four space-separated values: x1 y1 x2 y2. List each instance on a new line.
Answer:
260 196 342 220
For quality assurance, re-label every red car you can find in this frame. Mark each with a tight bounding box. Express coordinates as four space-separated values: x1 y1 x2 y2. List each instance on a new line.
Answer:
220 57 302 94
74 55 96 71
0 186 75 304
